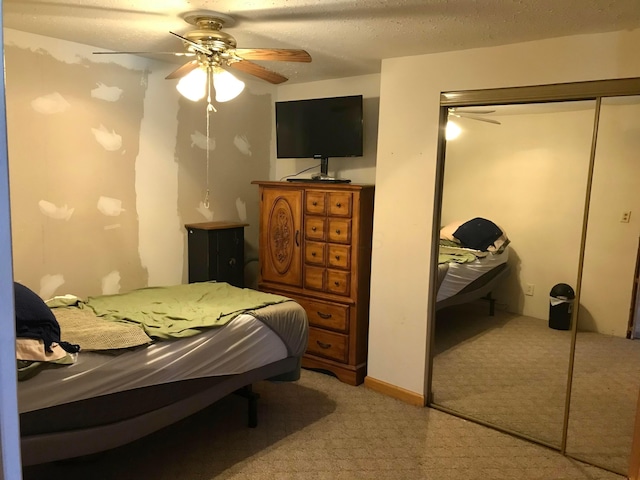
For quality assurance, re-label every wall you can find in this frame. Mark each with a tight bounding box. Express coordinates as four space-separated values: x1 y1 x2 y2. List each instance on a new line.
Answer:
5 29 274 299
580 98 640 337
369 29 640 397
274 74 380 185
442 106 595 319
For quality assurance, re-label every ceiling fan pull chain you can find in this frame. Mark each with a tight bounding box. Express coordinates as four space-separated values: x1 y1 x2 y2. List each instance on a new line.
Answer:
203 67 212 210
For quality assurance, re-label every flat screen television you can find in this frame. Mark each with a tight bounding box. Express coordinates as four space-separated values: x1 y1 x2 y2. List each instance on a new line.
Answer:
275 95 363 181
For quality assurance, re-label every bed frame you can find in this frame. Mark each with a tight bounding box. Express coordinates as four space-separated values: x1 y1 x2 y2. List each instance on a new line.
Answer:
436 263 511 315
20 356 301 466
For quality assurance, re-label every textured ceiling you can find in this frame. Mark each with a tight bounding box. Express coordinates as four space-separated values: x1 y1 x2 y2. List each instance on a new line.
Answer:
3 0 640 85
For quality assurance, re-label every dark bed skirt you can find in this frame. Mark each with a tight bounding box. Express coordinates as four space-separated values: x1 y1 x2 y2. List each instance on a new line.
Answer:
20 356 301 466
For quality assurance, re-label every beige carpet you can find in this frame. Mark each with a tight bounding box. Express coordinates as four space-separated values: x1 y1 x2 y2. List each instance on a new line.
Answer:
23 368 623 480
432 301 640 475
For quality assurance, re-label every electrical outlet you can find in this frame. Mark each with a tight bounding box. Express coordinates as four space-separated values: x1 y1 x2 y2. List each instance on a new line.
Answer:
621 211 632 223
525 284 535 296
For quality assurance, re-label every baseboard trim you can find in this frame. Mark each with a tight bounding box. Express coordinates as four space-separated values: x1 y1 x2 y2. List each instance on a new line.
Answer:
364 376 425 407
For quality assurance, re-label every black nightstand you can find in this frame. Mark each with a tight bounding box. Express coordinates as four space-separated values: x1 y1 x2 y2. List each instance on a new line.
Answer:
185 221 248 288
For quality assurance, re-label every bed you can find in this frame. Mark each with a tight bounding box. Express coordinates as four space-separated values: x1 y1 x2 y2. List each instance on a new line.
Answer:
435 217 511 314
16 281 309 466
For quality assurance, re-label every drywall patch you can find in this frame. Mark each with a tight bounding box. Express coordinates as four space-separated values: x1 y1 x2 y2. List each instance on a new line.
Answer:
38 200 74 220
31 92 70 114
190 130 215 150
236 197 247 222
233 134 252 156
97 196 125 216
197 202 214 221
101 271 121 295
40 274 65 300
91 83 123 102
91 124 122 151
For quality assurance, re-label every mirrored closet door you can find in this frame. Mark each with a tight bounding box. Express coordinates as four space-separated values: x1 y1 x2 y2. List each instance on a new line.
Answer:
428 79 640 476
566 95 640 474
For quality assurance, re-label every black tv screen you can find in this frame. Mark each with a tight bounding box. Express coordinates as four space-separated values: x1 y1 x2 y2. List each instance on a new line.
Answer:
275 95 363 159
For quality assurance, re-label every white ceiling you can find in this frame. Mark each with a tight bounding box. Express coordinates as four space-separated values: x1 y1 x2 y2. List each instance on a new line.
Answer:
3 0 640 85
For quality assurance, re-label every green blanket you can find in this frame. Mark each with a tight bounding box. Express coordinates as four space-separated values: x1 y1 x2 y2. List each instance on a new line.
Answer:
84 282 291 339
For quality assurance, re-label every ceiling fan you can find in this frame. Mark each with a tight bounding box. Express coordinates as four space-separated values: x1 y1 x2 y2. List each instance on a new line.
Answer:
448 107 501 125
94 10 312 101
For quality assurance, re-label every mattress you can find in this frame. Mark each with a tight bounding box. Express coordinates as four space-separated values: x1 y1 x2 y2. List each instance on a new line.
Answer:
19 301 308 414
437 246 510 302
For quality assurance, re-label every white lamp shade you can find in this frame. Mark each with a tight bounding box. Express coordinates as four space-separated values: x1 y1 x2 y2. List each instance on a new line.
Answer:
445 120 462 140
176 68 207 101
213 68 245 102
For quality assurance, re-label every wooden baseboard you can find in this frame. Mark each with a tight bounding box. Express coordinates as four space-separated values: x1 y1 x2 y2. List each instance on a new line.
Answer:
364 376 425 407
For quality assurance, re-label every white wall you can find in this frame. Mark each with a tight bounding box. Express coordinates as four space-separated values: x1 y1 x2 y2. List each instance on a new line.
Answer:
442 107 595 319
369 29 640 397
274 74 380 184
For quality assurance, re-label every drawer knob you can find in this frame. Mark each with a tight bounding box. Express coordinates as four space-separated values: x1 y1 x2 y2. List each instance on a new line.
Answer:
335 229 341 234
336 203 342 208
312 201 318 206
312 226 317 231
228 258 236 267
335 255 340 260
317 311 332 319
317 340 331 349
334 281 340 286
311 252 317 257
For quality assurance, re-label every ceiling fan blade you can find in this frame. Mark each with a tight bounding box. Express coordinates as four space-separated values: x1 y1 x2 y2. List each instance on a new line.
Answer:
93 51 195 56
165 60 200 80
458 113 502 125
234 48 311 63
169 31 213 55
452 108 496 114
228 60 288 84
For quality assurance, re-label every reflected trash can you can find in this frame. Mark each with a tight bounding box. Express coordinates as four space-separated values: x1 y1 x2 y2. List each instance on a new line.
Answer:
549 283 575 330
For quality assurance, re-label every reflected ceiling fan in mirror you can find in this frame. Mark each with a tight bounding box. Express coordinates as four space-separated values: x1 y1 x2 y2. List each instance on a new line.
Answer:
448 107 501 125
94 10 312 104
446 108 501 140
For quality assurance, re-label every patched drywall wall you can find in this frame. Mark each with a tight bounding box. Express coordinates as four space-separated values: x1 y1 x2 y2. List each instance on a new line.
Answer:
5 43 148 298
5 29 275 299
176 90 272 288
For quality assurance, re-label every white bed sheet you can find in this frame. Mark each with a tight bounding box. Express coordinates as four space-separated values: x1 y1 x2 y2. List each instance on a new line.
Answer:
18 313 287 413
436 247 510 302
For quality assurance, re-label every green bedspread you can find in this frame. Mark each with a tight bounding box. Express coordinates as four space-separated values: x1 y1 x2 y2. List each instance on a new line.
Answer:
84 282 292 339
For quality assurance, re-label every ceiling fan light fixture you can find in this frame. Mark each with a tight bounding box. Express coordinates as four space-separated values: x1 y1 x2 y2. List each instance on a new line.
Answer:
212 67 245 102
176 67 207 101
446 120 462 140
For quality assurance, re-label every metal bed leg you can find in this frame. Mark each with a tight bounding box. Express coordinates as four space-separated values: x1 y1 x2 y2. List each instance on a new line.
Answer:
484 292 496 316
234 385 260 428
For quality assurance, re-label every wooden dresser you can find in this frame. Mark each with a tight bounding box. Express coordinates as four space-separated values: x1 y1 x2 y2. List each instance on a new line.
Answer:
252 181 374 385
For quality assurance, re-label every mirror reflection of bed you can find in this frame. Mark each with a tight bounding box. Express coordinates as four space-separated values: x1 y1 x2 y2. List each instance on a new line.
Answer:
429 89 640 477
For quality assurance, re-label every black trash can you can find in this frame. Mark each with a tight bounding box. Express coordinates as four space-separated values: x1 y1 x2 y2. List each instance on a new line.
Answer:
549 283 575 330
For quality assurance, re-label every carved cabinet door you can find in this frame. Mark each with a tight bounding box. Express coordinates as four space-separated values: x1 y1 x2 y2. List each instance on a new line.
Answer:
260 187 303 287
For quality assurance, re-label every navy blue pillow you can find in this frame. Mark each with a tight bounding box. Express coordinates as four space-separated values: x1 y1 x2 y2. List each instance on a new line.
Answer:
14 282 61 352
453 217 503 251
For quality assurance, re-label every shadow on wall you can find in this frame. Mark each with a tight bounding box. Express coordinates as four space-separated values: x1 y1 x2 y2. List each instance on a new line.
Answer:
494 247 523 314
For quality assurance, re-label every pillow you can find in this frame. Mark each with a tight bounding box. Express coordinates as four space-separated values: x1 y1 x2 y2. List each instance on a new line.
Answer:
453 217 504 251
439 220 464 243
14 282 61 352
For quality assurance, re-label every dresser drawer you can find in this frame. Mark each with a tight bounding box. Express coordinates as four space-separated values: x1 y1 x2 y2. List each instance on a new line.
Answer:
327 244 351 270
304 265 325 290
327 219 352 244
307 327 348 363
326 270 350 296
305 217 326 241
295 297 349 332
305 192 326 215
328 192 352 217
305 242 326 266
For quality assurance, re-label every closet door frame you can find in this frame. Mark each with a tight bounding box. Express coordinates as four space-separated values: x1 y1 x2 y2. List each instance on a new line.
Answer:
427 76 640 475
